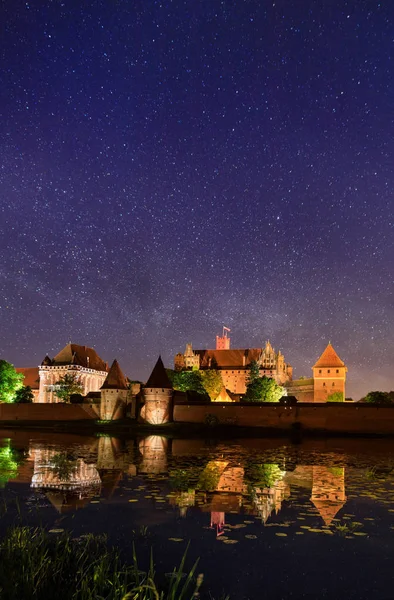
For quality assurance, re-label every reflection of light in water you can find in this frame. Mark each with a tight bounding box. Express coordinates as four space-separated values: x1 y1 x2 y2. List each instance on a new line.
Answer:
31 448 101 490
0 440 19 487
96 436 124 470
169 490 195 517
211 511 225 536
252 479 290 524
45 490 98 514
311 466 346 525
139 436 168 474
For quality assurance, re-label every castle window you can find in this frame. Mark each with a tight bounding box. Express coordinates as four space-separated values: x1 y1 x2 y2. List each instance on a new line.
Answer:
327 369 331 374
319 370 322 374
323 383 326 387
332 383 335 387
336 369 339 373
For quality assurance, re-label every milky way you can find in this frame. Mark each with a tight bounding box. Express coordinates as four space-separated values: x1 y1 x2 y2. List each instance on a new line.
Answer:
1 1 393 399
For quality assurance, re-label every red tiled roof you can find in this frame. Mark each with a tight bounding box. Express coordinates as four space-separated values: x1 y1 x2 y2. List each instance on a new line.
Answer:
313 343 345 368
195 348 263 368
101 359 128 390
47 344 108 372
16 367 40 389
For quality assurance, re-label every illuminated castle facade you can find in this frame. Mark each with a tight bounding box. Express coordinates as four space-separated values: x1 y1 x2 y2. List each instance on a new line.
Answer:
38 344 109 403
175 330 293 395
19 343 131 419
175 333 347 403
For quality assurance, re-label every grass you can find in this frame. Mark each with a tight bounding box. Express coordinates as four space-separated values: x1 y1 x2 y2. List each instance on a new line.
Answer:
0 526 203 600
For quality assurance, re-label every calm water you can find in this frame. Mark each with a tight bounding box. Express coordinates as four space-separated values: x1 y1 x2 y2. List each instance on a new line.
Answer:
2 430 394 599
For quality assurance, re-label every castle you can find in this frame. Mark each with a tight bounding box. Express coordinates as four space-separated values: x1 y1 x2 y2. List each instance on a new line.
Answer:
15 334 348 424
174 331 347 403
174 329 293 394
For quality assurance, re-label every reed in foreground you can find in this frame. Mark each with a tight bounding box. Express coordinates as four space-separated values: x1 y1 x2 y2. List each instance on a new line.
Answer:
0 526 202 600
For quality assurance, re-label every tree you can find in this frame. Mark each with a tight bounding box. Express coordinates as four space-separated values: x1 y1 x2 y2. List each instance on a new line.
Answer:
244 375 284 403
199 370 223 400
247 360 260 385
0 361 24 403
363 391 392 404
14 386 34 404
54 373 84 403
327 392 344 403
167 369 210 399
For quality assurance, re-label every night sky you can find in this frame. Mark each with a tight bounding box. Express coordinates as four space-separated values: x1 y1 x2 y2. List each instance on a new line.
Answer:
1 1 393 399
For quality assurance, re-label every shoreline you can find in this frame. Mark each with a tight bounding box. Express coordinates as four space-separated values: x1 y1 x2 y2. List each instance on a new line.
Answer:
2 418 394 439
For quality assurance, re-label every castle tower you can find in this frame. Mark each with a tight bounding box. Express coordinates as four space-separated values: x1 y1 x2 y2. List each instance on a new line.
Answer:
312 343 347 403
100 359 129 420
142 356 173 424
216 326 231 350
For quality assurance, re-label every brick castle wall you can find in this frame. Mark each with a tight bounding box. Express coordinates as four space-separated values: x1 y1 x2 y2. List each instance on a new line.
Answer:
0 403 98 421
173 403 394 435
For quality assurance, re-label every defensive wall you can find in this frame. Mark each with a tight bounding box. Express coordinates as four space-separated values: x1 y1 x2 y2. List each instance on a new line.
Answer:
173 402 394 435
4 402 394 435
0 403 99 421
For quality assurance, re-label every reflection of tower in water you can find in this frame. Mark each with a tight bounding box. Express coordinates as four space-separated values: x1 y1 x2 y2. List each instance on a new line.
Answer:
252 479 290 524
96 436 130 498
210 511 225 536
311 466 346 525
138 436 168 474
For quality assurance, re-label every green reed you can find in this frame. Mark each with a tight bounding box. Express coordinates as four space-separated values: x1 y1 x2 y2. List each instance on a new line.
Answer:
0 527 204 600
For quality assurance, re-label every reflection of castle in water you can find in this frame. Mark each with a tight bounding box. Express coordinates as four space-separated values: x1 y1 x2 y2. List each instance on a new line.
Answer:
252 479 290 524
25 435 347 526
31 448 101 490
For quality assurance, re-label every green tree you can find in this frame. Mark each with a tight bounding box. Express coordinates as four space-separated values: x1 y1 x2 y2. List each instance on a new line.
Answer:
363 391 391 404
244 375 284 403
199 370 223 400
54 373 84 403
327 391 344 403
0 360 24 403
167 369 209 399
247 360 260 385
14 385 34 404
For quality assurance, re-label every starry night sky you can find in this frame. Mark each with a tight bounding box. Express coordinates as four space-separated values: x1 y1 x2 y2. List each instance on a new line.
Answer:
1 1 393 399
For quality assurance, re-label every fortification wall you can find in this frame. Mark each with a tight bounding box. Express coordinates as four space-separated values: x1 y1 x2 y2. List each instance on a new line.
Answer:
0 403 98 421
173 403 394 435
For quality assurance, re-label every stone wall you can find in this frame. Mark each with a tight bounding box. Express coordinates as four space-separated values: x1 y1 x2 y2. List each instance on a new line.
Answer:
173 403 394 435
0 403 98 421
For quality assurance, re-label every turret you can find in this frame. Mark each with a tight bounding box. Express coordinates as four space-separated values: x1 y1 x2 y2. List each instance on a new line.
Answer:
100 359 128 420
312 343 347 403
142 356 173 424
216 327 231 350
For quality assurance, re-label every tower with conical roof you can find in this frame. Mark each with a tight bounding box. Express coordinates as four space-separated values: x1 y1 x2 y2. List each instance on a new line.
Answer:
141 356 173 424
100 359 128 420
312 343 347 403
